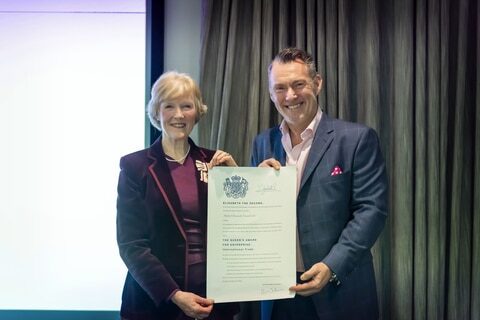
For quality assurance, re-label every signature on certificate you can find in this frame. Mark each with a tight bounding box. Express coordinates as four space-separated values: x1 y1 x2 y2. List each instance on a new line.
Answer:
260 284 285 295
256 183 280 195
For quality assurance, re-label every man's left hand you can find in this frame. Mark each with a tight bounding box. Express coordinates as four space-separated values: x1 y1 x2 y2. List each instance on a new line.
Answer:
289 262 332 296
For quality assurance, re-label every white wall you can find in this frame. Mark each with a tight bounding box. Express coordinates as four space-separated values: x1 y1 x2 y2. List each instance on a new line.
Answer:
0 0 145 310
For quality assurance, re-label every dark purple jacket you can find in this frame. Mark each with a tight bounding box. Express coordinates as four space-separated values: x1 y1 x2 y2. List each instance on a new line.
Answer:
117 137 239 320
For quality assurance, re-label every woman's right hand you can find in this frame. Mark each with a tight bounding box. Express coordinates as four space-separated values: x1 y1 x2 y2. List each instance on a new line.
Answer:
171 290 214 320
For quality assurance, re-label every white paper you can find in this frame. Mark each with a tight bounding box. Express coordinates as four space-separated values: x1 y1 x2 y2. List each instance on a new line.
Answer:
207 166 296 302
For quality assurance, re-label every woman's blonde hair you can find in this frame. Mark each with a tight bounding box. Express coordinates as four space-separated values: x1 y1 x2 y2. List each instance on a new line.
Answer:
147 71 207 131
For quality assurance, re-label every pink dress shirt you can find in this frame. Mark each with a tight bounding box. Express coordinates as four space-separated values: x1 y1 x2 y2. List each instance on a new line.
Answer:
279 108 323 272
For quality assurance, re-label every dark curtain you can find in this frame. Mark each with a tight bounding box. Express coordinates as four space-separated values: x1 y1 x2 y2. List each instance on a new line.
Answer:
199 0 479 319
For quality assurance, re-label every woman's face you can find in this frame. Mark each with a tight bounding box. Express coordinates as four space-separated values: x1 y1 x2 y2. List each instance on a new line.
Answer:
158 94 197 143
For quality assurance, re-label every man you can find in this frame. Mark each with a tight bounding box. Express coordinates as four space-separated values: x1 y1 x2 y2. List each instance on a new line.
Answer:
251 47 388 320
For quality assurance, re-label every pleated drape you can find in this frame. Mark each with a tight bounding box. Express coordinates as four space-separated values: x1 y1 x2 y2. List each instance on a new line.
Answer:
199 0 480 319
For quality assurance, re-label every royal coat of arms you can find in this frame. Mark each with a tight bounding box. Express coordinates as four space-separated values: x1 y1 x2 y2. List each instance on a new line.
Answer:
223 175 248 198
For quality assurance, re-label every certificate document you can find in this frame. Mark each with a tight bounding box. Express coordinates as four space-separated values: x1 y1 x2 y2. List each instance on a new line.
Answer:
206 166 296 302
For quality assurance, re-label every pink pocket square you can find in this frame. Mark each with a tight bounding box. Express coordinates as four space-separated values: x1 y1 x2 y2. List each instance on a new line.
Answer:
331 166 343 176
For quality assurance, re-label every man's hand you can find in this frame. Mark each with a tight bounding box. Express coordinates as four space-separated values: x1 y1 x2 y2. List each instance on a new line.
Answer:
289 262 332 296
171 290 214 319
258 158 281 170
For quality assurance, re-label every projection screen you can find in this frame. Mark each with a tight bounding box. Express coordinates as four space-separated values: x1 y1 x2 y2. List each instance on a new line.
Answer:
0 0 145 311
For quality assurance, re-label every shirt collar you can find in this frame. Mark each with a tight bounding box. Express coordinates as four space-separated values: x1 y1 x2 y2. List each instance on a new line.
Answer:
279 108 323 140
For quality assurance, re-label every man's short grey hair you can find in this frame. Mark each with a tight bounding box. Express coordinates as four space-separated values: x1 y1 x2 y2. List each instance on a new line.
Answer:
268 47 317 79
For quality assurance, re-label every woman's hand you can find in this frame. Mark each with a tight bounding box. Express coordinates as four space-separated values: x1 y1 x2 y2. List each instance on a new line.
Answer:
208 150 237 168
171 290 214 320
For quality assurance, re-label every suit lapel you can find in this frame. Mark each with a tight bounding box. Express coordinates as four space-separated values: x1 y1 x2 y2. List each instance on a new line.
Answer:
147 138 186 239
299 114 335 191
272 126 287 165
147 138 210 239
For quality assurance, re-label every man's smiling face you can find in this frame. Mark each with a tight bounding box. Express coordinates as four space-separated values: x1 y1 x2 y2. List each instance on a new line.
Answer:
269 60 322 132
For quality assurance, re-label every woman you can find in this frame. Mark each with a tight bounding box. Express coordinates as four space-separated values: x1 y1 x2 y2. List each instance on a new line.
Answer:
117 71 239 320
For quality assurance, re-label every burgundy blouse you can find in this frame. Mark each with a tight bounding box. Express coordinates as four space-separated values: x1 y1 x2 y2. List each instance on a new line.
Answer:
167 154 206 294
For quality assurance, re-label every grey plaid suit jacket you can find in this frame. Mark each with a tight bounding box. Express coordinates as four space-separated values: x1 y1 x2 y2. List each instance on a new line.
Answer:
251 113 388 320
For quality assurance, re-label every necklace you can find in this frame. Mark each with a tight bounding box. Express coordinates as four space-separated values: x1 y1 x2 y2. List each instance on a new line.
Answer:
165 145 191 163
